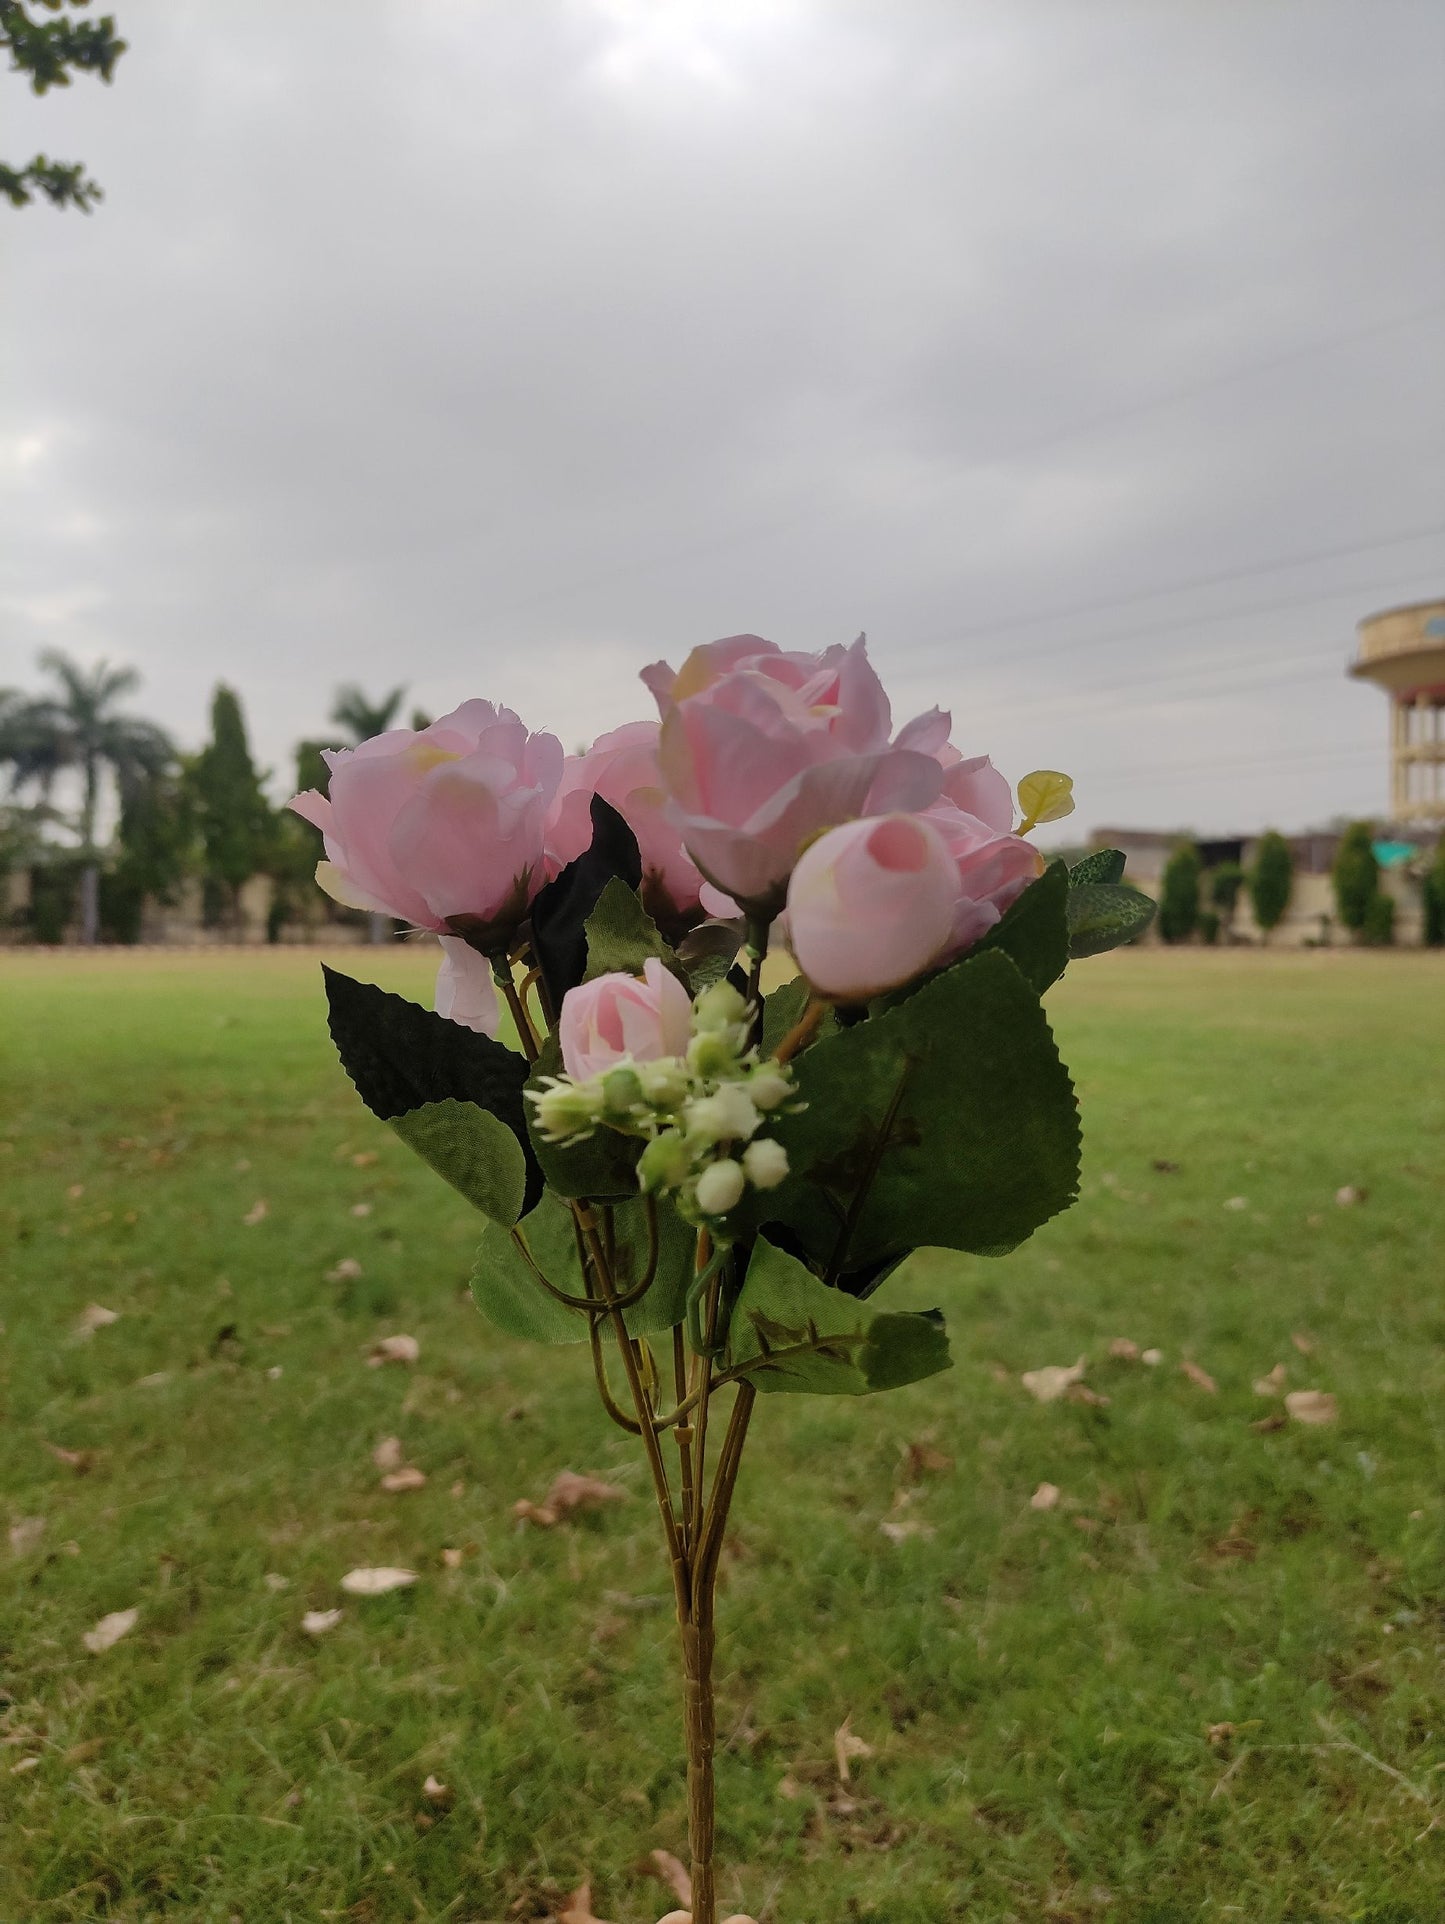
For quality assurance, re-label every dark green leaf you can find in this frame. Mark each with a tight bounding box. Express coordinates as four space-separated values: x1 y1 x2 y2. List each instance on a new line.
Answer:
970 859 1071 993
529 795 641 1012
735 948 1080 1270
583 876 679 982
726 1237 951 1395
471 1191 695 1343
388 1099 528 1225
323 966 543 1214
1069 847 1127 886
676 918 744 993
1066 882 1156 958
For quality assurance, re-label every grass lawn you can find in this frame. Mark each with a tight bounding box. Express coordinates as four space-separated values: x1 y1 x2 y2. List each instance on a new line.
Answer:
2 946 1443 1923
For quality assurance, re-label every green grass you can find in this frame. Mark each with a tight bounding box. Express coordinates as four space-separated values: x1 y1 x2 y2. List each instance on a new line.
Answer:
2 947 1443 1923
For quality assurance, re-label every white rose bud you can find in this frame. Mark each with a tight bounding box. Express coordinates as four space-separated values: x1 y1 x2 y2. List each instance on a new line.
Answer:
684 1082 761 1145
746 1064 793 1111
694 1157 746 1216
742 1137 789 1190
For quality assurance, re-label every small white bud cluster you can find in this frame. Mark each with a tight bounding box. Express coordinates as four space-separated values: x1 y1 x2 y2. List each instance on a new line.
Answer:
527 978 801 1224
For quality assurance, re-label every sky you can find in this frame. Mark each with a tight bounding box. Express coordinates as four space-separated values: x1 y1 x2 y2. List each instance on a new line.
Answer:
4 0 1444 841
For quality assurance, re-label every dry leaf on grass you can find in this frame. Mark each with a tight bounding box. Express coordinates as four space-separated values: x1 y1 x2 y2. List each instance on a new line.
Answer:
372 1436 404 1471
513 1471 627 1528
1223 1195 1249 1211
83 1607 138 1654
558 1882 614 1924
1207 1722 1236 1744
422 1773 454 1807
9 1517 45 1554
1253 1363 1287 1397
45 1441 97 1473
1285 1390 1338 1426
10 1755 40 1774
1030 1482 1061 1512
878 1518 934 1544
263 1572 289 1592
1179 1361 1218 1394
350 1202 372 1217
1141 1347 1163 1366
902 1441 953 1479
648 1848 692 1905
339 1566 417 1596
1066 1383 1111 1407
439 1547 464 1569
1291 1330 1316 1356
1251 1412 1288 1433
302 1608 343 1635
1334 1184 1366 1207
367 1334 419 1367
242 1198 269 1226
1021 1357 1086 1402
834 1716 875 1783
327 1258 363 1283
1108 1338 1141 1361
74 1303 119 1337
381 1466 427 1494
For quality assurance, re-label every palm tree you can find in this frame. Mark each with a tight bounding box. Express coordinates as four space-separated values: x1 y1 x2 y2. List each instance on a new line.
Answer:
329 684 407 743
5 651 175 944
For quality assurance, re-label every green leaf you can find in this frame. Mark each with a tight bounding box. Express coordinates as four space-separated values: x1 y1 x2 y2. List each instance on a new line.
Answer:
583 876 679 981
760 974 836 1056
1069 847 1126 887
734 948 1080 1271
726 1237 951 1395
323 966 543 1215
388 1099 528 1225
676 918 743 993
971 859 1071 993
470 1191 695 1343
1066 882 1156 958
524 1036 642 1201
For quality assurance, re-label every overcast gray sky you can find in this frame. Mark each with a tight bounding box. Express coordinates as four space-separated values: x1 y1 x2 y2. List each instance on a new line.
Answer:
4 0 1444 839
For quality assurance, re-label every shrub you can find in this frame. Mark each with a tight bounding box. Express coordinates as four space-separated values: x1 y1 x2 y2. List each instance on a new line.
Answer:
1198 909 1221 945
1208 860 1245 917
1332 822 1379 935
1158 842 1201 944
1361 892 1396 947
1248 831 1293 937
1424 840 1445 948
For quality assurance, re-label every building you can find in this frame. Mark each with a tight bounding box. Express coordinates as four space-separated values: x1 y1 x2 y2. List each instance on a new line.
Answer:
1349 598 1445 825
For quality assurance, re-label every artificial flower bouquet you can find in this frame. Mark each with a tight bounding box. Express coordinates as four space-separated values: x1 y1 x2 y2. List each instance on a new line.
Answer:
291 634 1153 1922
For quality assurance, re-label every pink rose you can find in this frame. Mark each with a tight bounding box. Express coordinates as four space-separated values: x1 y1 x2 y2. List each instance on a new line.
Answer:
434 936 500 1036
288 700 563 941
547 721 704 921
925 802 1044 954
559 958 693 1081
642 634 944 916
786 813 960 1000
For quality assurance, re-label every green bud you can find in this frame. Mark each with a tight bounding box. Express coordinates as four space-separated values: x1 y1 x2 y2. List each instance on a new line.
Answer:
601 1066 645 1118
637 1128 693 1195
530 1080 602 1143
688 1028 742 1078
693 980 749 1032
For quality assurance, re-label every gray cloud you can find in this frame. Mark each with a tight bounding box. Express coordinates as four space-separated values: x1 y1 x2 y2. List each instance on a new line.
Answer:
3 0 1443 835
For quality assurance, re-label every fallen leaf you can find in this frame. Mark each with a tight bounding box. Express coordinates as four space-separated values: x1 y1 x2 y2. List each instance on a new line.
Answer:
302 1607 343 1635
1211 1536 1257 1562
440 1547 463 1569
1108 1338 1141 1361
45 1441 97 1474
1066 1383 1111 1407
9 1517 45 1554
367 1334 419 1367
833 1715 874 1783
339 1566 418 1596
1021 1357 1087 1402
512 1471 627 1528
1030 1482 1061 1512
381 1466 427 1494
350 1201 373 1217
372 1436 404 1472
74 1303 119 1337
1251 1412 1288 1433
1334 1184 1366 1207
263 1571 289 1592
1223 1196 1249 1211
1207 1722 1236 1744
1141 1348 1164 1367
878 1518 934 1544
1285 1389 1338 1426
648 1848 692 1905
777 1773 804 1800
350 1151 378 1168
67 1182 85 1200
242 1198 269 1226
422 1773 454 1807
10 1755 40 1774
1072 1515 1102 1535
83 1607 138 1654
327 1257 363 1283
1179 1361 1218 1394
902 1441 953 1479
1291 1330 1316 1356
134 1370 171 1389
558 1882 614 1924
64 1738 105 1764
1253 1363 1287 1397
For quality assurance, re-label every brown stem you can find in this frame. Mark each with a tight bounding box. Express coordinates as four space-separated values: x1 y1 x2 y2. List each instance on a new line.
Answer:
682 1602 719 1924
494 961 540 1062
773 996 825 1064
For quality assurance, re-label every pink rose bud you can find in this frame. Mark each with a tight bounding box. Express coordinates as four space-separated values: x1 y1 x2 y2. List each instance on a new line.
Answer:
547 720 704 922
923 802 1044 955
786 813 959 1000
434 936 500 1035
288 700 563 941
642 634 945 915
559 958 693 1082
